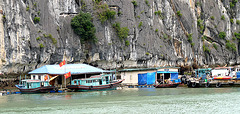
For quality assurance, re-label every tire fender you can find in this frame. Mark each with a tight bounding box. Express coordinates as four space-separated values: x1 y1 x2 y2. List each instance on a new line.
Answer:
192 82 197 88
216 82 221 88
205 82 210 88
89 85 93 90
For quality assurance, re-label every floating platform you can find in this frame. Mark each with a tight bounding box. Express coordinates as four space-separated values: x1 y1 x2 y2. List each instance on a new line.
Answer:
124 85 154 88
186 79 240 88
0 90 21 96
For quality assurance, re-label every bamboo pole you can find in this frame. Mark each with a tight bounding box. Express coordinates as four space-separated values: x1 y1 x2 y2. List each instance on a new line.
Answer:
65 59 67 88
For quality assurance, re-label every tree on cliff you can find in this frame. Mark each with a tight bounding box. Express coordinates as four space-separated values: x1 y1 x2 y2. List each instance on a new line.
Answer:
71 12 97 43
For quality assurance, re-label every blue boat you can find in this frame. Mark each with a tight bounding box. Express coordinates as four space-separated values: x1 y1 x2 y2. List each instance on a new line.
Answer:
15 79 55 94
67 74 124 92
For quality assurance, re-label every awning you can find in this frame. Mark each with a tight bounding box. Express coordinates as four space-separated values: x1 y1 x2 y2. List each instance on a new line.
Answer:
157 71 178 73
49 75 59 82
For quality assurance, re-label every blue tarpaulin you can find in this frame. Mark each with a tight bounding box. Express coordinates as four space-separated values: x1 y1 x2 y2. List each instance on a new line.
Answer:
237 72 240 79
138 73 147 85
201 74 206 79
138 72 156 85
171 73 178 80
147 72 156 85
28 64 111 75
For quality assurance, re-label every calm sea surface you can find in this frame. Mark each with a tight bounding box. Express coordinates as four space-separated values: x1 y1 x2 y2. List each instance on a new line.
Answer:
1 87 240 114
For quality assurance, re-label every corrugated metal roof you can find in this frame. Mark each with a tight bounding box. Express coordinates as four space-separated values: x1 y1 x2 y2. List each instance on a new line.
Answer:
156 66 180 69
195 68 212 71
118 68 158 72
118 67 180 72
28 64 110 75
157 71 178 73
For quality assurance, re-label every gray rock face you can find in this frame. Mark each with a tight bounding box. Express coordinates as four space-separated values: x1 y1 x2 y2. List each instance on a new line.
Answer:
0 0 240 74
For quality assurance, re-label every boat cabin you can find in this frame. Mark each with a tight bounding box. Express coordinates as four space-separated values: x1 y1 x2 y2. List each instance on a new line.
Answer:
212 67 234 77
195 68 212 79
19 79 50 89
71 74 112 86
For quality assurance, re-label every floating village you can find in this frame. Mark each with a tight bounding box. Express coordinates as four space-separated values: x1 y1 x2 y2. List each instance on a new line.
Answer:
1 60 240 95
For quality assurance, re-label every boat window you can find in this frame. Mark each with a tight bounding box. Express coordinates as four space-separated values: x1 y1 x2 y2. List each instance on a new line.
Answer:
102 77 106 81
33 75 35 80
93 80 98 82
86 80 93 83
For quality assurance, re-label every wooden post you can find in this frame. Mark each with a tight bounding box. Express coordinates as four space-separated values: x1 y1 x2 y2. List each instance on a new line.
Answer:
65 61 66 88
163 73 165 84
19 75 21 85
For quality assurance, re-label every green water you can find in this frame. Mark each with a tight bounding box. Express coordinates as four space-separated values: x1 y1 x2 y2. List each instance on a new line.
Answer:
1 87 240 113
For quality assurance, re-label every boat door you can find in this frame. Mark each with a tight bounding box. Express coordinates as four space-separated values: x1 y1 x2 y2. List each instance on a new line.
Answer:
99 79 102 85
27 83 30 88
106 77 109 84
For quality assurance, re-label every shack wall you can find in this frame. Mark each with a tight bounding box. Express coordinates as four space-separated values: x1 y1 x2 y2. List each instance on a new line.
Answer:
120 70 156 85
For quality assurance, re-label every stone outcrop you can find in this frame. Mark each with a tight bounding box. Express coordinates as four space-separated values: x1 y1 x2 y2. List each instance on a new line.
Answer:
0 0 240 74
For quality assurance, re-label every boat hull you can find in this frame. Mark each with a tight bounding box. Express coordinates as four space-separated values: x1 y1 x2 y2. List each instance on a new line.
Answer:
15 85 55 94
153 83 180 88
67 80 124 92
213 76 232 80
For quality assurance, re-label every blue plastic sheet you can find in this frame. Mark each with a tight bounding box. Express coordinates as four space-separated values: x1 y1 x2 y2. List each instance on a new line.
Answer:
201 74 206 79
138 73 147 85
171 73 178 80
237 72 240 79
147 72 156 85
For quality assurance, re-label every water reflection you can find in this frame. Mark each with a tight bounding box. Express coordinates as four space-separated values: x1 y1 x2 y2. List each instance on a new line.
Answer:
1 87 240 113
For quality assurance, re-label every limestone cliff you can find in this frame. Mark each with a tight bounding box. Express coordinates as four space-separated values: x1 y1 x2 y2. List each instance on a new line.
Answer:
0 0 240 74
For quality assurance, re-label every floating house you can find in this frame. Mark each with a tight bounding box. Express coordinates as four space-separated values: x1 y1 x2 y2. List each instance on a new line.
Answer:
156 67 180 84
119 67 180 86
28 64 112 88
119 68 157 86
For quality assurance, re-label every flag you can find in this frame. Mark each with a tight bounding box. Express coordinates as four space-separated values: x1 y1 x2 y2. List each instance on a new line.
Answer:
64 72 71 79
59 60 66 67
44 75 48 81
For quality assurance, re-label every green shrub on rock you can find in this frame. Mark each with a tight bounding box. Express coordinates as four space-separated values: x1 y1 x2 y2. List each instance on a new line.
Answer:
219 32 226 39
131 1 137 7
71 11 96 43
177 11 182 17
33 17 40 23
112 22 129 41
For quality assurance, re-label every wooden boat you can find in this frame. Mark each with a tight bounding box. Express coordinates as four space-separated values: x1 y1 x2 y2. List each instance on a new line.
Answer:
67 74 124 92
154 82 181 88
15 79 55 94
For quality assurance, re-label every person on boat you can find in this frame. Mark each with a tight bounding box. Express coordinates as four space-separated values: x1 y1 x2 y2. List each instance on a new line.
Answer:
164 79 168 84
158 78 163 84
